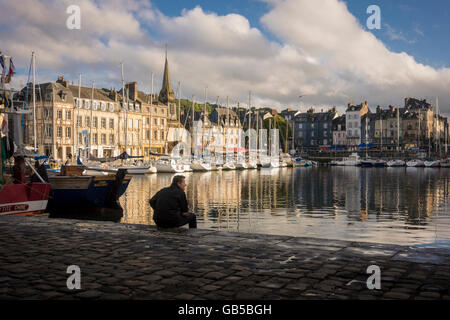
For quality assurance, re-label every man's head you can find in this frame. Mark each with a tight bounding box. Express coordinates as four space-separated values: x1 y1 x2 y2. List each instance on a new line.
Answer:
172 175 186 190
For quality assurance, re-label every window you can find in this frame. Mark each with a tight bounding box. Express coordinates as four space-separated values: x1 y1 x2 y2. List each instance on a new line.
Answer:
85 116 90 127
311 124 315 129
311 131 314 137
78 133 82 144
44 109 51 119
101 134 106 144
154 119 157 125
298 123 302 129
298 132 303 138
109 134 114 145
160 130 164 140
154 130 157 140
44 125 52 138
101 118 106 129
57 126 62 138
349 122 352 128
93 117 98 128
66 110 71 120
77 116 82 127
161 119 165 126
324 139 327 145
324 123 328 129
160 109 164 115
66 127 71 138
109 119 114 129
93 134 98 144
348 130 352 136
146 130 150 140
57 110 63 119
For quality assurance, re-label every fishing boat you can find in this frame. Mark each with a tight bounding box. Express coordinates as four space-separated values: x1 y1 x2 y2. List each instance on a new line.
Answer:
47 166 131 221
406 159 425 167
387 160 406 167
0 52 51 216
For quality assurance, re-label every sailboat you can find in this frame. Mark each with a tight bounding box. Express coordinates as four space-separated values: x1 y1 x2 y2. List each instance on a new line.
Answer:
222 96 236 170
114 65 155 174
190 88 212 172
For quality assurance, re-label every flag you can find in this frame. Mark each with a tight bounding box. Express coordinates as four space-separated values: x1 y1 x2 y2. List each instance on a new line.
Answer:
1 118 7 135
0 90 9 109
4 58 15 84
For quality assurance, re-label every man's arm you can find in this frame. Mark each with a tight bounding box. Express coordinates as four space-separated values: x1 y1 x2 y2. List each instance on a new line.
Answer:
149 190 161 209
179 190 189 216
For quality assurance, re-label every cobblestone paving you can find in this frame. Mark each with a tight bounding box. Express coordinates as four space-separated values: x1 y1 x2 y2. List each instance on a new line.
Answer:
0 216 449 300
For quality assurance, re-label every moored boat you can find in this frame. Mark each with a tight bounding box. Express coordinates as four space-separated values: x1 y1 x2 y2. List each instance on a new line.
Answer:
424 159 441 167
406 159 425 167
47 167 131 221
387 160 406 167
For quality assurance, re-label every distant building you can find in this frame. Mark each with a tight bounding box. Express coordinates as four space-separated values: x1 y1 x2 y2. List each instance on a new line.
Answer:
294 107 337 149
345 101 369 147
332 114 346 146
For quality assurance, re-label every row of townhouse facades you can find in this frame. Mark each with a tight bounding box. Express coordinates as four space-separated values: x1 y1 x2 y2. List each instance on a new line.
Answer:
14 55 245 161
280 98 449 151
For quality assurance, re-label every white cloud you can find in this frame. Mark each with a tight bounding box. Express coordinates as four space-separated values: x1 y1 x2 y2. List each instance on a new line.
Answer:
1 0 449 118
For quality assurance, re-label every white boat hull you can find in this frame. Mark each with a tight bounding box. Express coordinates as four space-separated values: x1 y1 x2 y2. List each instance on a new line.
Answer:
407 160 425 167
387 160 405 167
154 163 185 173
190 162 212 172
424 161 441 167
222 162 236 170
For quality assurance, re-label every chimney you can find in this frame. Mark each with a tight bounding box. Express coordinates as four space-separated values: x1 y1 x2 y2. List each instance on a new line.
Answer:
110 89 118 102
56 76 69 88
376 105 381 113
126 82 138 101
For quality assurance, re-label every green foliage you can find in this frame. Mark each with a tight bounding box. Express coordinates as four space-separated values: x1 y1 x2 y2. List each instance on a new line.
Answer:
262 115 293 149
177 98 214 115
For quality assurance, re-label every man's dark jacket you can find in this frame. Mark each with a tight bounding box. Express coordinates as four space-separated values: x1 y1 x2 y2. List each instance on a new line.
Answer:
149 184 189 226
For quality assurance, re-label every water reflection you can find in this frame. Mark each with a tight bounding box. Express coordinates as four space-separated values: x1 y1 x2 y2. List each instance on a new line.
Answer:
120 167 450 246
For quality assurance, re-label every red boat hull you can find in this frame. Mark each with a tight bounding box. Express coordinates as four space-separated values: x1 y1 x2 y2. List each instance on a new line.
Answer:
0 183 51 216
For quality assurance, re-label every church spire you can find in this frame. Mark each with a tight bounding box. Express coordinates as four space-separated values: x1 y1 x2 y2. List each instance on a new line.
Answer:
159 43 175 104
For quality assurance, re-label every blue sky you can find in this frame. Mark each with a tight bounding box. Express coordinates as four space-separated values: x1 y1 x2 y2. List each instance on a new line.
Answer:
151 0 450 69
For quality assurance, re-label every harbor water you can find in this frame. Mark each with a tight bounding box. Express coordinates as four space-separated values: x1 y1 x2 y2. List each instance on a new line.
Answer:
120 167 450 247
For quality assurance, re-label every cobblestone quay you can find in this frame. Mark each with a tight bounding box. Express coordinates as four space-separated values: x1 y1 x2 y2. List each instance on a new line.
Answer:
0 216 449 300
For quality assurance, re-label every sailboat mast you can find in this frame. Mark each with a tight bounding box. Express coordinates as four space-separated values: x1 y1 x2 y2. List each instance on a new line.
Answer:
226 96 230 158
365 116 368 158
191 95 195 157
90 81 94 156
202 87 207 157
150 72 153 157
120 62 126 155
32 52 37 152
75 73 81 158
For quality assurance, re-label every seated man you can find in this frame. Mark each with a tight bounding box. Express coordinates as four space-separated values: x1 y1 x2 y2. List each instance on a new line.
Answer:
149 175 197 229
